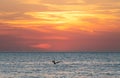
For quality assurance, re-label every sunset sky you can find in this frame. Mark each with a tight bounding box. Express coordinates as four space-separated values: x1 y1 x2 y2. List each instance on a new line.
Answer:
0 0 120 52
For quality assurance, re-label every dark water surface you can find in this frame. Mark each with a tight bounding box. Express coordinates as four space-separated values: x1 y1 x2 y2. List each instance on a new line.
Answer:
0 52 120 78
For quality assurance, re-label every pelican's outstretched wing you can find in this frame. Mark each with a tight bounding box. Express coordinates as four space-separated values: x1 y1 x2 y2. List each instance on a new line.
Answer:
52 60 62 64
56 61 62 64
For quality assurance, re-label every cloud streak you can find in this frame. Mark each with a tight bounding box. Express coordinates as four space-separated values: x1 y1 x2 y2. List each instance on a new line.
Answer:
0 0 120 51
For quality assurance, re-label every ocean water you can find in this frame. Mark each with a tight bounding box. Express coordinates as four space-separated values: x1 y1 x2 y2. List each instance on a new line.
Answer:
0 52 120 78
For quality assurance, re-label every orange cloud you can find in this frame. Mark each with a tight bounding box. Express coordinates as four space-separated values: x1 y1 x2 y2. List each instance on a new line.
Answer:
1 11 118 32
0 0 120 51
32 43 51 49
17 0 41 4
41 36 68 40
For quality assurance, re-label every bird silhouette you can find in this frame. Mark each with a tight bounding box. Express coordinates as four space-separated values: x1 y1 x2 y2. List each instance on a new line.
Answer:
52 60 62 64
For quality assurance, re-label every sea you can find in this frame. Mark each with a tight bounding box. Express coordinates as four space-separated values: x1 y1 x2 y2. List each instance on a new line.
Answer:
0 52 120 78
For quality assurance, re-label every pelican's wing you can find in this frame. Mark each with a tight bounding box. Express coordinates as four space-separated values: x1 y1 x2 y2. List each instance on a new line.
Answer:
56 61 62 64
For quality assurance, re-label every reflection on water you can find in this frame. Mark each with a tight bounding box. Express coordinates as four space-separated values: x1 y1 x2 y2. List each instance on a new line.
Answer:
0 52 120 78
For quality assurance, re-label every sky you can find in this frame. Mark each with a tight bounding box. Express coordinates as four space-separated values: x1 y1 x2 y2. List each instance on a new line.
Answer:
0 0 120 52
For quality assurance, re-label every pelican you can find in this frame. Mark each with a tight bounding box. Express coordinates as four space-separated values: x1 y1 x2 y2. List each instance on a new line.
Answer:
52 60 62 64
